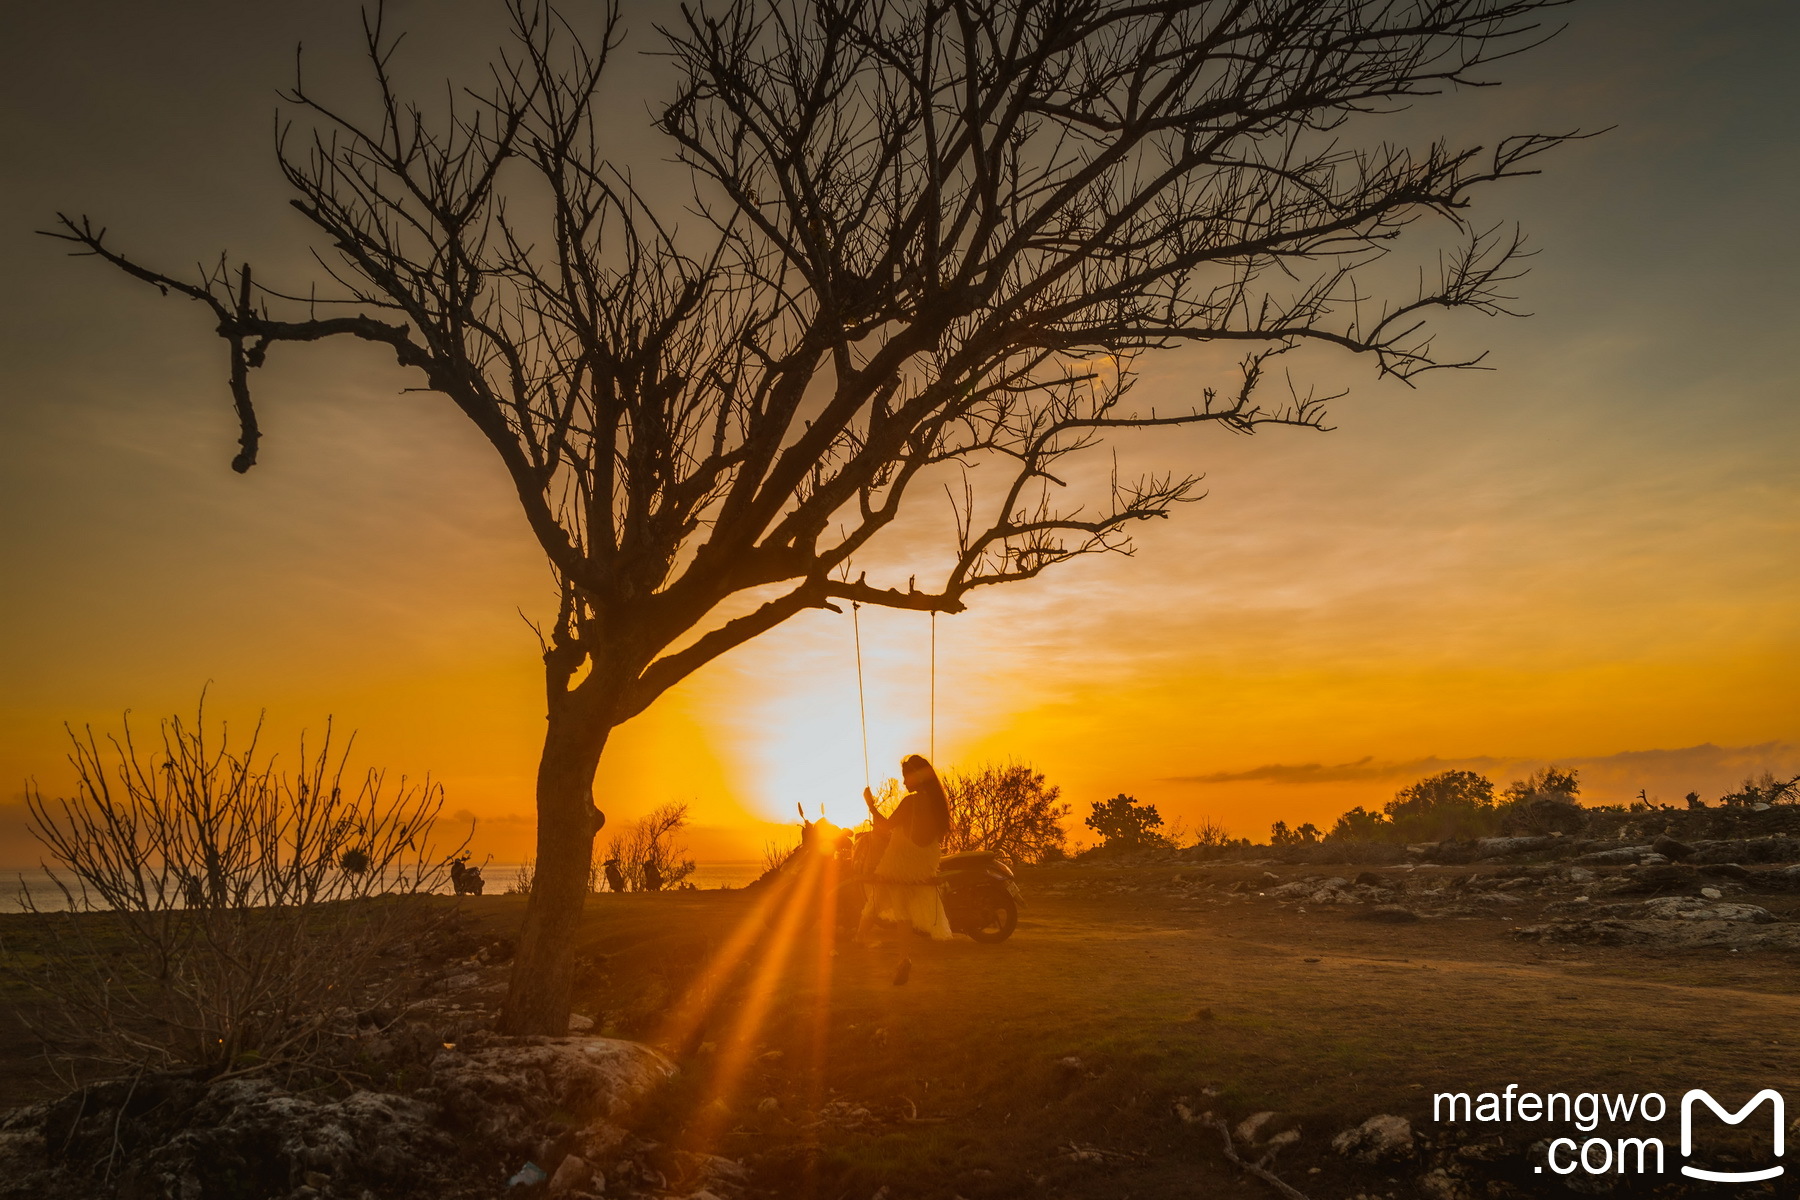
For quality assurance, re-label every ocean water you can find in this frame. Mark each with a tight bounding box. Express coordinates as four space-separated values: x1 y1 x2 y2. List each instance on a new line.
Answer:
0 861 768 914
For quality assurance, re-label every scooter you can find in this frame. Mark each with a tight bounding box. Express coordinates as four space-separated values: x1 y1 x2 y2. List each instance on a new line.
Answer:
449 854 487 896
936 849 1021 943
832 825 1021 943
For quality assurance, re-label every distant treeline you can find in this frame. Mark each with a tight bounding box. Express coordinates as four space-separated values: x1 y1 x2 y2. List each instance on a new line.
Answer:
1269 767 1800 847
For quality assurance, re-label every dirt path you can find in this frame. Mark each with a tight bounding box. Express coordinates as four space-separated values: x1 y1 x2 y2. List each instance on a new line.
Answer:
453 859 1800 1197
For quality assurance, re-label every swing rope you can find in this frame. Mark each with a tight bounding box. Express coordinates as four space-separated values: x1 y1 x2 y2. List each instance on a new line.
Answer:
850 603 938 789
852 601 870 789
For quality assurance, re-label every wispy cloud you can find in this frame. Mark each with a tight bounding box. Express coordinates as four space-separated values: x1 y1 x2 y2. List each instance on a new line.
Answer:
1171 756 1490 785
1166 743 1800 803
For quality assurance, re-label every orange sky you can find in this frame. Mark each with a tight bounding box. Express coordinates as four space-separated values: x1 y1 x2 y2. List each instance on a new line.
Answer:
1 0 1796 866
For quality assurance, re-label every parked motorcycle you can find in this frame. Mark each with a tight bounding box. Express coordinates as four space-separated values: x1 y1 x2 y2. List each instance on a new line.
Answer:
831 827 1021 943
936 849 1021 943
449 854 487 896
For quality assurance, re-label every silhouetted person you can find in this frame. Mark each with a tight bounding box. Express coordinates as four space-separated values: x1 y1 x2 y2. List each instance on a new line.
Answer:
603 858 626 893
856 754 954 944
642 859 664 893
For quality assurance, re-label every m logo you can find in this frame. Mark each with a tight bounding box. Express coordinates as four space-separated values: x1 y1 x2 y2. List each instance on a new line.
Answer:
1680 1089 1784 1183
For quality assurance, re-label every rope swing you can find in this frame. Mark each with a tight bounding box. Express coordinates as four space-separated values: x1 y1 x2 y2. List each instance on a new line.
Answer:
852 601 871 789
848 601 939 788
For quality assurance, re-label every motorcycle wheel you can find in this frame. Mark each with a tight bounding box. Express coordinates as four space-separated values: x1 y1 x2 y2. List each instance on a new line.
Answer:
964 893 1017 943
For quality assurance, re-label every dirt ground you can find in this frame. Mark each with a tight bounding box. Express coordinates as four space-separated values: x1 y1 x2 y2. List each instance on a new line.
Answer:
6 856 1797 1198
497 857 1800 1198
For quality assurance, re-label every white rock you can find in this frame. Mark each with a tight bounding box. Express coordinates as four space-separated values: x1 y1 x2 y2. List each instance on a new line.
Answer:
1688 903 1775 924
1235 1111 1282 1144
548 1153 592 1196
1332 1114 1414 1163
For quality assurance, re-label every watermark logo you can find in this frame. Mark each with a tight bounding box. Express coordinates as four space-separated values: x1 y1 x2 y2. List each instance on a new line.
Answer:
1680 1089 1783 1183
1432 1086 1787 1182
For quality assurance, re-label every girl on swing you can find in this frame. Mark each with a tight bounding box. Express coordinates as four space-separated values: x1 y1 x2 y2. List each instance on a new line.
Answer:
855 754 955 944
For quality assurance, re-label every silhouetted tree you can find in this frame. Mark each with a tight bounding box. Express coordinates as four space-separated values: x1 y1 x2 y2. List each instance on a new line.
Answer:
943 761 1070 864
1497 764 1583 834
1086 793 1167 850
606 802 697 891
1383 768 1496 841
1326 804 1390 842
1270 820 1321 846
46 0 1581 1031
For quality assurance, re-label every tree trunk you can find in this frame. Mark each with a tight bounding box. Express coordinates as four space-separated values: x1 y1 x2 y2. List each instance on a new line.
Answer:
497 677 613 1035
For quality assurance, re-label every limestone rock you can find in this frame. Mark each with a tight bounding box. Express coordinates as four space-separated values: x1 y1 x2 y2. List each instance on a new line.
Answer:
1332 1114 1414 1163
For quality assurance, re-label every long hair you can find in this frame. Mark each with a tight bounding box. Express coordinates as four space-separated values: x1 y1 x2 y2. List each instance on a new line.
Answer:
903 754 952 844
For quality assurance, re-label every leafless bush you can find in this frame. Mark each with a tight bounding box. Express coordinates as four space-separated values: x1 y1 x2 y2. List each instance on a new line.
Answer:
1190 817 1234 848
762 836 800 877
510 860 536 895
943 762 1071 865
3 703 457 1078
604 803 697 892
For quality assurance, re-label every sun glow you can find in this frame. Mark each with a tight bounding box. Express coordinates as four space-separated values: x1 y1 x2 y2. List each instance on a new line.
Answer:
732 607 939 828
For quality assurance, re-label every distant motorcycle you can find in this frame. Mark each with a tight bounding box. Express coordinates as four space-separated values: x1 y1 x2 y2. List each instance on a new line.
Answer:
450 854 487 896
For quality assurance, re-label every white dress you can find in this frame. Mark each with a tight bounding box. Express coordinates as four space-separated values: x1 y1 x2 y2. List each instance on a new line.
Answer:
864 825 954 940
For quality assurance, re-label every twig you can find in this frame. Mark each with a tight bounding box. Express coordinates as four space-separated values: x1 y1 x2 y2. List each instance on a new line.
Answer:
1207 1118 1311 1200
103 1067 144 1184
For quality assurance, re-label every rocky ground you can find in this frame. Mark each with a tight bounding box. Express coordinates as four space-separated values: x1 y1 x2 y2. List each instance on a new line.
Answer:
5 812 1800 1199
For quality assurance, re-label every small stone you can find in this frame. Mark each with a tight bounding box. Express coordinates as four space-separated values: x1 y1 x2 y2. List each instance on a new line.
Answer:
1418 1167 1471 1200
548 1154 592 1197
1701 887 1723 900
567 1014 595 1033
1266 1128 1301 1151
508 1162 550 1189
757 1096 780 1113
1236 1111 1284 1144
1332 1114 1414 1163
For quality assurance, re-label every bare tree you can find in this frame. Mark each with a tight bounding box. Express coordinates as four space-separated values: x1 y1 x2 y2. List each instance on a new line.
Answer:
943 761 1070 864
604 801 699 891
45 0 1580 1032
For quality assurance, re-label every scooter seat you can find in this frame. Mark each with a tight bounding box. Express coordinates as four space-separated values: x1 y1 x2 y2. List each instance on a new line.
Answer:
938 850 1015 877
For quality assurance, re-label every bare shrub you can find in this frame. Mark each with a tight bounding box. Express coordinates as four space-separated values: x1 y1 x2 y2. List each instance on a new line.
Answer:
1190 816 1233 848
762 836 800 877
1719 772 1800 807
3 703 457 1077
944 763 1071 865
604 803 697 892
